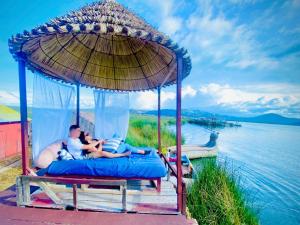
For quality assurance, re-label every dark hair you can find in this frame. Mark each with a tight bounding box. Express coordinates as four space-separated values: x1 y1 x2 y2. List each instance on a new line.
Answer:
79 131 89 144
69 125 80 132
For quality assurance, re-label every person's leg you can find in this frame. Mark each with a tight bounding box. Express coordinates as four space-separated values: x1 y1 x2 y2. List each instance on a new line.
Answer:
116 142 127 154
123 143 148 154
86 151 101 159
100 150 131 158
87 150 130 159
87 143 131 159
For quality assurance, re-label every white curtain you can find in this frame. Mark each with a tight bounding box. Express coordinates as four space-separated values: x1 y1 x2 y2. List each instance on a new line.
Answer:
94 90 129 140
32 74 75 161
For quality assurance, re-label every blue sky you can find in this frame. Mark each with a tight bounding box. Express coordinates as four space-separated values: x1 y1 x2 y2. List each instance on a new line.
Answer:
0 0 299 117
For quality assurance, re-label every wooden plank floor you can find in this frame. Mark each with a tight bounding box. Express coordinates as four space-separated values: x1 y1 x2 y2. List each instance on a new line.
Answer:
0 205 196 225
0 179 198 225
30 177 179 214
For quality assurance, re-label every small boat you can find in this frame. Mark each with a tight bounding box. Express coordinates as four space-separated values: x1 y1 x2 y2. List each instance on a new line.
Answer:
168 132 219 159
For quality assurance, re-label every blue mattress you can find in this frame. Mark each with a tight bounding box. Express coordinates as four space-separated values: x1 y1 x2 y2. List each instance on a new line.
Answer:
47 148 167 178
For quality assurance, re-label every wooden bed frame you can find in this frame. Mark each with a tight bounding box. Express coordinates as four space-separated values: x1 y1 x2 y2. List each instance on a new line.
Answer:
16 174 128 211
16 168 164 211
15 154 181 212
44 175 162 192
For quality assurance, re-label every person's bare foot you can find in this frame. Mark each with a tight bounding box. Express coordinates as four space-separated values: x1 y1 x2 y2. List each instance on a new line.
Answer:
137 150 145 154
137 149 151 155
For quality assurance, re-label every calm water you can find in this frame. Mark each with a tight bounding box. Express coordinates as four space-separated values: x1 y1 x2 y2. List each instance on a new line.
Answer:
170 122 300 225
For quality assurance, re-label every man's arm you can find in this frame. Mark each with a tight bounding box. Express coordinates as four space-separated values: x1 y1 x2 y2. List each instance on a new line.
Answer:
90 141 101 147
81 141 100 152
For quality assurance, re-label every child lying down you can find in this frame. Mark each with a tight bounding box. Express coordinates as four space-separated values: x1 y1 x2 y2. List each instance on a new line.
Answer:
67 125 150 160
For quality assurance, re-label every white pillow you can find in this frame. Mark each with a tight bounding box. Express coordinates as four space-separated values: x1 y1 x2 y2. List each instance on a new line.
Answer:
102 138 122 152
34 140 63 168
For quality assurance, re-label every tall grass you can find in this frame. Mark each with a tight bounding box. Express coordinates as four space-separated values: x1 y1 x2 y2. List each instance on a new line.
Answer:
0 167 21 191
126 115 258 224
125 114 183 153
187 159 259 225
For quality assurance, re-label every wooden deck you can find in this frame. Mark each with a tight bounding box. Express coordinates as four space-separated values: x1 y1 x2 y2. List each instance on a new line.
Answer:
0 205 197 225
0 177 198 225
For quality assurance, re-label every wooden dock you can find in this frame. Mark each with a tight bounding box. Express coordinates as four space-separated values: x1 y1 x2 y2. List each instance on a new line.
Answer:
0 177 198 225
0 205 197 225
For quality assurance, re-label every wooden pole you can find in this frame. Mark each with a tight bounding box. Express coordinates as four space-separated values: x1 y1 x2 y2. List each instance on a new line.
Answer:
176 55 183 213
182 181 187 215
157 87 161 153
72 184 78 210
76 83 80 126
18 54 29 175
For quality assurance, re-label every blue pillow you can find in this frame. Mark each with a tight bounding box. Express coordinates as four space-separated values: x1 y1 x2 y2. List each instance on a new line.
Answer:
102 138 122 153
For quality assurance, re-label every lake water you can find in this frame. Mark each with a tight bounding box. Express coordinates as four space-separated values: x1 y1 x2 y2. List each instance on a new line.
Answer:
169 122 300 225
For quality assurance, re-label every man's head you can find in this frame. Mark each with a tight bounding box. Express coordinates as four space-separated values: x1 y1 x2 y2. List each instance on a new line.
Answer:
69 125 81 138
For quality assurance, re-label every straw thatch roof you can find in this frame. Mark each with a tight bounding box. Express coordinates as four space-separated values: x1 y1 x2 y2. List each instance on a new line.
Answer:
9 0 191 91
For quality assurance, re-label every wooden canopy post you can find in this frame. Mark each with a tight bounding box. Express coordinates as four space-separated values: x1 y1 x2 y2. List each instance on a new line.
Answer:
176 55 183 213
17 54 29 175
157 87 161 153
76 83 80 126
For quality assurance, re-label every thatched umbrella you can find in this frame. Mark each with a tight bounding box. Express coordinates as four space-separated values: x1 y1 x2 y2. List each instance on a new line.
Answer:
9 0 191 213
9 0 191 91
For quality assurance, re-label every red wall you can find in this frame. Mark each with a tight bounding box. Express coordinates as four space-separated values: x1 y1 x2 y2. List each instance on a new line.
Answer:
0 122 21 160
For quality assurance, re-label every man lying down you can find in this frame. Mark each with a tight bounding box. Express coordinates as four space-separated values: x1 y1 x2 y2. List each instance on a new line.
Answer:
67 125 151 160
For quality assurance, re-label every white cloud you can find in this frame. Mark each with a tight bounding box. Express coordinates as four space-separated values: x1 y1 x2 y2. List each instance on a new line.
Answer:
132 85 196 109
199 83 300 116
0 90 33 106
146 0 183 35
133 92 156 110
199 83 260 105
182 85 197 98
162 91 176 103
160 16 183 36
177 0 278 69
133 90 176 110
0 91 19 105
134 0 298 74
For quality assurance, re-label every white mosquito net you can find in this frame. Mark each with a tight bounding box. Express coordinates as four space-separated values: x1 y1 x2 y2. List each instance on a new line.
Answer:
32 74 75 161
94 90 129 140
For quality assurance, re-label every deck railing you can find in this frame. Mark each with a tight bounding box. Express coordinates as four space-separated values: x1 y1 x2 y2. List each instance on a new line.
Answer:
159 152 187 215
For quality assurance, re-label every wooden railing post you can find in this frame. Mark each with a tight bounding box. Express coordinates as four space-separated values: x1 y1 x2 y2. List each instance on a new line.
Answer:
182 181 187 215
72 184 78 210
121 182 127 212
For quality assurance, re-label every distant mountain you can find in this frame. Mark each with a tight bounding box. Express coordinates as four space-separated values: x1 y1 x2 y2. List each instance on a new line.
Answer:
132 109 300 126
231 113 300 126
131 109 214 118
6 106 300 126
